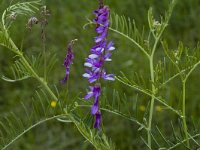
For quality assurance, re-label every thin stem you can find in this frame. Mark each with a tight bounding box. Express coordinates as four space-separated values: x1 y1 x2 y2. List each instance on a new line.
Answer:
4 30 21 54
147 24 166 146
85 19 150 58
182 81 190 147
1 114 66 150
162 61 200 87
41 21 47 81
185 61 200 81
20 56 58 101
147 11 175 145
180 61 200 148
147 15 169 146
116 76 181 116
147 56 156 148
109 27 150 58
7 33 58 101
147 32 161 147
168 133 200 150
161 69 186 87
77 104 148 130
43 38 47 81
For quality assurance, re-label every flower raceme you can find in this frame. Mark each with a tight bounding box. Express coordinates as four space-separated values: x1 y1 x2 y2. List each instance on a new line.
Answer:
84 85 101 115
83 0 115 129
61 39 77 83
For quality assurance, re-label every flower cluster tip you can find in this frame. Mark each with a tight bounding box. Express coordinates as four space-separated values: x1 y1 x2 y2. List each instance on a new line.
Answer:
61 39 78 84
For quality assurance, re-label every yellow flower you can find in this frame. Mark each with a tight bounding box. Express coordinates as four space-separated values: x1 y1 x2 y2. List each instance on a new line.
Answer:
139 105 145 112
156 106 162 112
51 100 57 108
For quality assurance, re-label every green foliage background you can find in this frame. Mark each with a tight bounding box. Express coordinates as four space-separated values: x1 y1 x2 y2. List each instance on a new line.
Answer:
0 0 200 149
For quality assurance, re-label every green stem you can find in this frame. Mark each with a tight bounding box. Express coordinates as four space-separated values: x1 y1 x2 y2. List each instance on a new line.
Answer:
43 40 47 81
179 61 200 148
168 133 200 150
147 33 161 148
86 19 150 58
6 31 58 101
185 61 200 81
20 56 58 101
182 81 190 147
116 76 181 116
1 114 65 150
77 104 148 130
109 27 150 58
148 56 156 148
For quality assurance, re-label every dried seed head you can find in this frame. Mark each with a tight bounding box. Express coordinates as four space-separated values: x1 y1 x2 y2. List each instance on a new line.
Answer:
40 6 51 41
40 6 51 17
98 0 104 8
26 17 39 30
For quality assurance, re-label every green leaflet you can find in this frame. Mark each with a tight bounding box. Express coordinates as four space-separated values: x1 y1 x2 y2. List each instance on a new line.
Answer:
1 75 30 82
0 30 5 47
1 57 31 82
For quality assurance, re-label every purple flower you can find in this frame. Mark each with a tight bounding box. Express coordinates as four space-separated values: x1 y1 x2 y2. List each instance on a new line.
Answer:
84 85 100 115
106 41 115 51
101 69 115 81
83 69 100 83
94 112 101 129
84 85 101 100
61 39 77 83
91 96 99 115
83 0 115 129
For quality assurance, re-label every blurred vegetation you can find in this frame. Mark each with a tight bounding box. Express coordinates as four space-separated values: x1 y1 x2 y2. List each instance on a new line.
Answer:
0 0 200 149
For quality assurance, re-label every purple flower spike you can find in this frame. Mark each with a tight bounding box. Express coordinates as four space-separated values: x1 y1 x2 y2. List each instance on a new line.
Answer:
61 39 77 84
83 0 115 129
91 97 99 115
94 112 101 129
84 85 101 100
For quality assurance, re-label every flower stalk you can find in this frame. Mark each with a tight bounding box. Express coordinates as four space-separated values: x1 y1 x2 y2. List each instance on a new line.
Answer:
182 80 190 147
61 39 77 83
83 0 115 129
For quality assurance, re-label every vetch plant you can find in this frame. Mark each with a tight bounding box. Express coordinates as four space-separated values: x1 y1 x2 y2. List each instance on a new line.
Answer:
83 0 115 129
0 0 200 149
